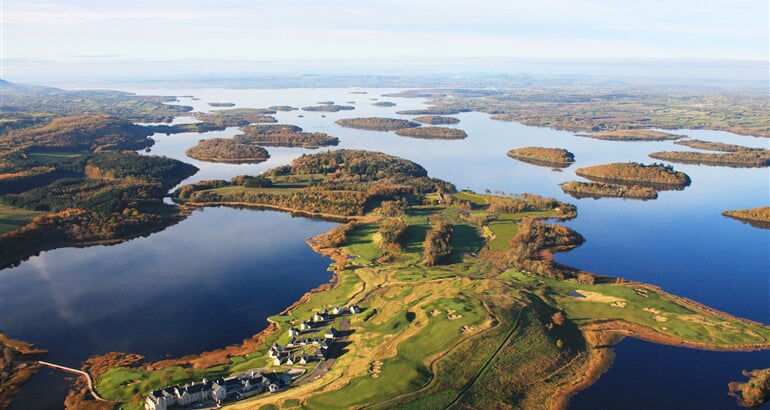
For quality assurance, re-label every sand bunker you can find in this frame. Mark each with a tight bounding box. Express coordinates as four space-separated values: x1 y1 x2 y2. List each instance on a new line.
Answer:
571 290 625 303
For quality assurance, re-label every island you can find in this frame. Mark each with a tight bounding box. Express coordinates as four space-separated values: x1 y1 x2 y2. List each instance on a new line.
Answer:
268 105 299 112
394 126 468 139
578 129 685 141
334 117 420 131
147 107 280 135
413 115 461 125
722 206 770 230
396 107 467 115
74 150 770 410
208 102 236 107
193 108 278 126
301 105 355 112
561 181 658 200
507 147 575 168
575 162 691 190
649 140 770 168
234 124 339 148
673 139 753 152
372 101 396 107
185 138 270 164
729 368 770 408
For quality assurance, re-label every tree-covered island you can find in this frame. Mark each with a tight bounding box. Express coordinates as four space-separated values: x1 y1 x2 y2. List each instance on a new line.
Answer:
722 206 770 230
413 115 461 125
575 162 691 190
335 117 420 132
507 147 575 168
649 140 770 168
394 126 468 139
234 124 339 148
185 138 270 164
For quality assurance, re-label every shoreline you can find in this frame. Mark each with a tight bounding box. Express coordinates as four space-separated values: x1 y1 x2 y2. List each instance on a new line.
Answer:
59 199 770 408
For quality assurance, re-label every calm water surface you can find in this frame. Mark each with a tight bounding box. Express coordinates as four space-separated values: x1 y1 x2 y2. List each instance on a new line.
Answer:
2 88 768 409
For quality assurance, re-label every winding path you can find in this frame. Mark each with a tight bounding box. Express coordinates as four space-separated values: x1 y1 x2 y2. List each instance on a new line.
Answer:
38 361 110 402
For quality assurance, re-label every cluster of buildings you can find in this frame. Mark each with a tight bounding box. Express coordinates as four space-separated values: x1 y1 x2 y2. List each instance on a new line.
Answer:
270 304 359 366
144 370 289 410
144 304 360 410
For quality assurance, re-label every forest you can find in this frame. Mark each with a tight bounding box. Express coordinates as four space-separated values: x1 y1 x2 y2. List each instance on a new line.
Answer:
185 138 270 164
413 115 461 125
423 220 453 266
579 129 684 141
301 104 355 112
722 206 770 229
0 80 191 132
561 181 658 200
649 140 770 168
575 162 691 188
235 124 339 148
394 126 468 140
177 150 455 217
649 150 770 168
335 117 420 131
0 111 198 268
0 115 154 155
507 147 575 167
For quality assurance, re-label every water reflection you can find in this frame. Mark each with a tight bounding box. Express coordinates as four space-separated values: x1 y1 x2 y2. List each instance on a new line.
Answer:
2 87 768 409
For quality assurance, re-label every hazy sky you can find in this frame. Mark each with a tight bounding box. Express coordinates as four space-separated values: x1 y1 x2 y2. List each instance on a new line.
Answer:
1 0 768 80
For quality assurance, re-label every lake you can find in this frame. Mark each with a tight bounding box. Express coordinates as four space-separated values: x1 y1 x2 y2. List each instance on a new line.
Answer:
2 87 768 409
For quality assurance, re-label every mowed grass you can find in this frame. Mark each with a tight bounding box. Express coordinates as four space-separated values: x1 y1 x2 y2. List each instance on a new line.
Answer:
486 211 559 251
306 297 485 409
487 221 517 251
343 223 381 265
208 185 297 196
26 151 85 165
0 204 43 234
98 365 228 410
522 275 770 346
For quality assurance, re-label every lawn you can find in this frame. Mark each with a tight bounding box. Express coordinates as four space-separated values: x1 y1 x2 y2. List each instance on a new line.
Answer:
0 204 43 234
306 296 485 409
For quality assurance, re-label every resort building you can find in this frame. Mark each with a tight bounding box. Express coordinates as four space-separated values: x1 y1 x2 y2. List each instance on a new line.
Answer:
144 370 284 410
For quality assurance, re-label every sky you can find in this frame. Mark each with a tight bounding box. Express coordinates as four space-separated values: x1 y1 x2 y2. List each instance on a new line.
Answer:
1 0 768 82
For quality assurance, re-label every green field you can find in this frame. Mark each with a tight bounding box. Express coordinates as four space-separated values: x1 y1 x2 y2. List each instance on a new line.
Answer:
26 151 85 165
0 204 43 234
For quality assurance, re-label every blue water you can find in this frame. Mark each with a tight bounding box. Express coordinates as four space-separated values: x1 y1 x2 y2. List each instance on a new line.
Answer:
3 208 337 409
2 88 768 409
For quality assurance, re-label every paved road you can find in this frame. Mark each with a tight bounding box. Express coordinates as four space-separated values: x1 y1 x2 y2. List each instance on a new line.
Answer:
38 361 110 402
294 317 351 386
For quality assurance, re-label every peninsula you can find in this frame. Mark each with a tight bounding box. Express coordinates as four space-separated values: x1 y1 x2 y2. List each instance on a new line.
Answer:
82 150 770 410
